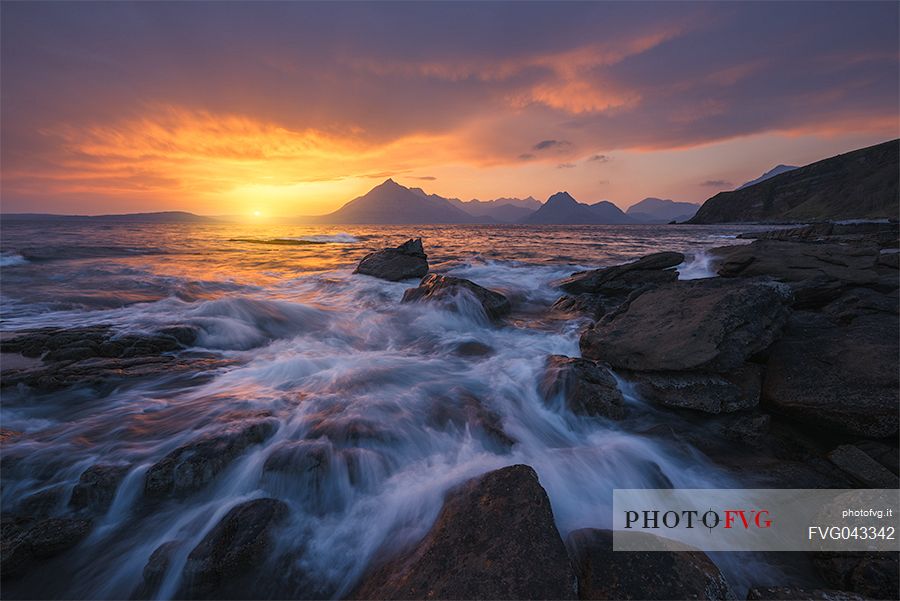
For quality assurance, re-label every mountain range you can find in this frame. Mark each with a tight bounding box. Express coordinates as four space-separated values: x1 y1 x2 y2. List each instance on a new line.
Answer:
736 164 798 190
625 197 699 223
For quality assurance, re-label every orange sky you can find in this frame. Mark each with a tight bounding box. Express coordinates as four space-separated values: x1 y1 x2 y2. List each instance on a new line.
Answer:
1 2 897 217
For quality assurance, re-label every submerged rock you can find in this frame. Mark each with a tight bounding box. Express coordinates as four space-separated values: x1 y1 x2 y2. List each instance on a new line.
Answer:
427 392 516 450
179 498 288 599
540 355 626 419
353 238 429 281
144 419 277 498
566 529 733 600
69 464 129 512
352 465 576 600
762 312 899 438
625 365 762 414
580 278 791 373
402 274 511 319
556 251 684 295
1 515 93 580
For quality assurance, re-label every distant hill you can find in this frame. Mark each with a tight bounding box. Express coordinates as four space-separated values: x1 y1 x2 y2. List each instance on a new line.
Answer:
689 139 899 224
626 197 699 223
2 211 217 223
737 164 798 190
448 196 541 223
307 179 482 224
521 192 634 224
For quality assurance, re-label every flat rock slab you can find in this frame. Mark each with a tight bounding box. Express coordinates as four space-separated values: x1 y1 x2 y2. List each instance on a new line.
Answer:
557 252 684 295
826 445 900 489
762 312 899 438
403 274 511 320
580 278 791 372
354 238 429 281
624 365 761 414
352 464 576 600
566 529 733 600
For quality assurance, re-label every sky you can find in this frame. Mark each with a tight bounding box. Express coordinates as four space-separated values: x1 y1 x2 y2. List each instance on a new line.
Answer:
1 1 898 217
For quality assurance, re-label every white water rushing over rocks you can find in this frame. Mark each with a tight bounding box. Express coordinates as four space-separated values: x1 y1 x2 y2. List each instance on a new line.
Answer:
2 222 780 599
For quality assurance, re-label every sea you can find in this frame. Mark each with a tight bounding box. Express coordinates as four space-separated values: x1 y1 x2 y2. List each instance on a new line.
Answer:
1 222 791 599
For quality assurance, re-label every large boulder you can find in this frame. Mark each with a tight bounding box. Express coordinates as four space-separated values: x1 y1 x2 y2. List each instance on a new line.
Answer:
144 419 277 497
353 238 429 281
762 312 899 438
178 498 289 599
566 529 733 600
402 274 511 320
539 355 626 419
624 365 761 414
69 464 129 512
812 552 899 600
352 465 577 600
711 240 881 288
1 515 93 580
580 279 791 372
556 252 684 295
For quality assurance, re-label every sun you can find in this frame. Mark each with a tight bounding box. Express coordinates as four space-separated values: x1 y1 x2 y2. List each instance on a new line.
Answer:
252 210 263 217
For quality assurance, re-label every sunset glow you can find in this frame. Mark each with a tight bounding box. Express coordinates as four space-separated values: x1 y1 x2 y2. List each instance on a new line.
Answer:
2 2 898 215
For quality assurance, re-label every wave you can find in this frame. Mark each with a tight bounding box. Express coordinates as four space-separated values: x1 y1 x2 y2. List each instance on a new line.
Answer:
297 233 359 243
0 252 28 267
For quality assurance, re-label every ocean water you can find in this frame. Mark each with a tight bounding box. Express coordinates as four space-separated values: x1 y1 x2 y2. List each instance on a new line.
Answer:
1 222 780 599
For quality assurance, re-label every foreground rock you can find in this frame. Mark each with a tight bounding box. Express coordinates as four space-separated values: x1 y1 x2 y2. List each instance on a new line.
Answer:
353 238 428 281
556 251 684 295
144 419 277 497
69 464 130 512
812 551 899 600
1 515 93 579
762 311 899 438
353 465 576 600
540 355 625 419
402 274 511 319
580 278 791 372
566 529 733 600
746 587 867 600
0 325 197 361
177 498 288 599
624 366 761 414
826 445 900 488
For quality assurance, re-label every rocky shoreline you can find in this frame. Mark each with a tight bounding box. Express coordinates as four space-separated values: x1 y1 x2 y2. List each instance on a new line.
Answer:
1 225 898 599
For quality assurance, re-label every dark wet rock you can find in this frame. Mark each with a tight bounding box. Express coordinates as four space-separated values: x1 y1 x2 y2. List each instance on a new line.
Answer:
625 365 762 414
746 586 867 600
0 325 194 362
556 252 684 295
550 294 612 320
712 240 882 288
353 238 429 282
812 552 899 600
427 392 516 450
144 420 277 498
581 278 791 372
141 540 182 593
264 439 375 485
453 340 494 357
69 464 130 512
304 417 397 446
353 465 576 600
853 441 900 475
826 445 899 489
877 251 900 269
1 515 92 580
540 355 625 419
179 498 288 599
708 412 771 447
762 311 899 438
18 486 67 517
823 287 899 322
402 274 511 319
566 528 733 600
